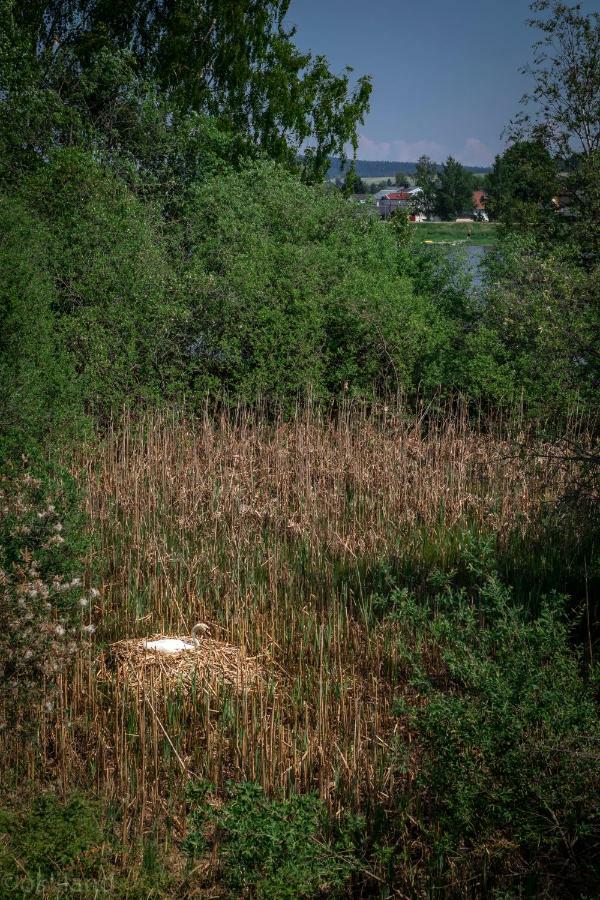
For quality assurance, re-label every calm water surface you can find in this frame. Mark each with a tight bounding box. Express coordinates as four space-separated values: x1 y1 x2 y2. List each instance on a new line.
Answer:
463 244 488 287
422 241 490 290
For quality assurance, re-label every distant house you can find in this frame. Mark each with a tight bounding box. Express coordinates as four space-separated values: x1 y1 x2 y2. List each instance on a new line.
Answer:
376 186 424 220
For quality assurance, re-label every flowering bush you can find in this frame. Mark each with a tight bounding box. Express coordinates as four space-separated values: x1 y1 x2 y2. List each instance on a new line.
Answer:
0 459 94 726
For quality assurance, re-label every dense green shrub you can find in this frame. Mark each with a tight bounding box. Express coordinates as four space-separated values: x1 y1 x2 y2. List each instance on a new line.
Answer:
1 151 474 421
0 793 177 896
19 150 188 418
8 144 597 421
178 160 453 400
384 576 600 894
0 794 102 880
475 234 599 414
0 197 81 456
184 780 359 898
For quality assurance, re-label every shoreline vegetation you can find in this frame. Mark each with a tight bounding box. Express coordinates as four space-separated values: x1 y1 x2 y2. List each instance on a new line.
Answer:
415 221 499 246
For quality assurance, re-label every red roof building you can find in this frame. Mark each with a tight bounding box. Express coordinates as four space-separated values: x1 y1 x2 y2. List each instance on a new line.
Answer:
376 186 423 218
384 192 413 201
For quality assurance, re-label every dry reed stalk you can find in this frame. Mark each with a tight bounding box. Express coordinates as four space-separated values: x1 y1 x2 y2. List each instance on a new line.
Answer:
1 401 588 832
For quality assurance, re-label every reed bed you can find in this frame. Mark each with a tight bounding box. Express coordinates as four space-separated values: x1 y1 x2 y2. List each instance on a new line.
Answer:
1 401 585 839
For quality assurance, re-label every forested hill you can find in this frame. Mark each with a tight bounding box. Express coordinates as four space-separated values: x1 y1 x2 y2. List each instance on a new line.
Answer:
326 158 490 178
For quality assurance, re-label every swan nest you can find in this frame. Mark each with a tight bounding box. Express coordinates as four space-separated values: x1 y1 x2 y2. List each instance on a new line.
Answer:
100 633 269 696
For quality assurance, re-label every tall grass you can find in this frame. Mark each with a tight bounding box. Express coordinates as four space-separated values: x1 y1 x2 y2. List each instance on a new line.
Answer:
1 401 590 847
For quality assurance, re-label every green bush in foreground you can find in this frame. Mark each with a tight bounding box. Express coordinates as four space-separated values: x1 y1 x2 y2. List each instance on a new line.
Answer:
184 780 359 898
0 793 176 898
0 794 102 881
384 575 600 894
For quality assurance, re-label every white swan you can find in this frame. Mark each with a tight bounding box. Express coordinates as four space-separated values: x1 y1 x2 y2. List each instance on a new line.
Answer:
143 623 210 654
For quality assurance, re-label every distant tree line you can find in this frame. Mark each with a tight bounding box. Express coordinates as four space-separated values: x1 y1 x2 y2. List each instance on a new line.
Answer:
326 157 490 179
338 155 485 220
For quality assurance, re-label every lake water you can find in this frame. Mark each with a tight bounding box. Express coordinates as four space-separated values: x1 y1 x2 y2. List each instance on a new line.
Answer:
463 244 488 287
422 241 490 291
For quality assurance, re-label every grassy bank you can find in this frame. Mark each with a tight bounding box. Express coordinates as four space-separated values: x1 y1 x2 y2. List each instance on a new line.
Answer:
415 221 499 245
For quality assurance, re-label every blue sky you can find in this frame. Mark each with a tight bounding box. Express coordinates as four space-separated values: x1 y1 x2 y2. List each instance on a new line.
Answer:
285 0 595 166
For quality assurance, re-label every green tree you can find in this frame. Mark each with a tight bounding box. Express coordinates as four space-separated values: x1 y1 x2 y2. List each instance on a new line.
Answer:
414 155 438 218
177 160 452 401
395 170 410 187
0 8 243 204
9 0 372 183
507 3 600 258
511 1 600 160
343 171 367 194
485 140 558 228
435 156 474 220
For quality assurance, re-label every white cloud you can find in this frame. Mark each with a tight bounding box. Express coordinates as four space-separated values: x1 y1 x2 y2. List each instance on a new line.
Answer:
356 134 446 162
352 134 495 167
456 138 494 167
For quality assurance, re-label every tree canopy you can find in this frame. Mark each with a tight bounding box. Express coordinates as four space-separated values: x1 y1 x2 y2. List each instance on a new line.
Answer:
4 0 371 183
511 1 600 159
435 156 474 220
414 155 438 217
485 140 558 228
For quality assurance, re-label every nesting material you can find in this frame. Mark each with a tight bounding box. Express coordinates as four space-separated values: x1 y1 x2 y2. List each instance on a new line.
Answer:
102 633 268 696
